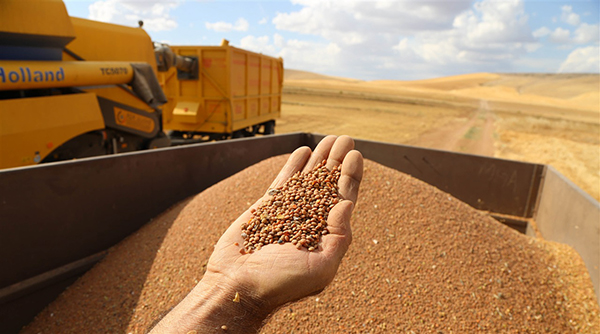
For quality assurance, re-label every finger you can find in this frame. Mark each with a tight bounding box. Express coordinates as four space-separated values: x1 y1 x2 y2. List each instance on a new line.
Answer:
268 146 311 190
302 135 337 173
325 135 355 171
338 150 363 203
320 200 354 260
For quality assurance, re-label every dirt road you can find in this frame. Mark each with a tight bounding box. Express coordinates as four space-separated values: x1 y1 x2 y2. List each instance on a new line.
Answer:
407 99 496 156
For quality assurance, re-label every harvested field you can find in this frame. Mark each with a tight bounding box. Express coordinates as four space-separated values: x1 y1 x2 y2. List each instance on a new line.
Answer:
279 71 600 201
23 155 599 333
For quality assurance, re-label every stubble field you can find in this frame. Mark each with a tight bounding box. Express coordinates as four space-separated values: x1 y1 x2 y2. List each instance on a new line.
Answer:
277 70 600 202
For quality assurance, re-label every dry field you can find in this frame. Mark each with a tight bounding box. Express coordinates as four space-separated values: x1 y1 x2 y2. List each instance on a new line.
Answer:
278 70 600 202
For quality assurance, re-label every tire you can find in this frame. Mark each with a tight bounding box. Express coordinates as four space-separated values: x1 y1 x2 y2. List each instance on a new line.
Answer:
263 120 275 135
250 125 260 136
232 130 245 138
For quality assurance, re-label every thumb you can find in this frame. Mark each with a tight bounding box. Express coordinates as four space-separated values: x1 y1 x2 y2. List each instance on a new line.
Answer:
321 200 354 260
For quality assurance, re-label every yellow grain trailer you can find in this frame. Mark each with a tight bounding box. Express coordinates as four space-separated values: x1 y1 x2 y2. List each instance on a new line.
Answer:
158 41 283 142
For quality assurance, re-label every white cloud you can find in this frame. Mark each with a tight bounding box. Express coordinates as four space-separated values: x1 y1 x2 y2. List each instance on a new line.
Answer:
279 38 342 74
558 46 600 73
239 34 342 75
206 18 249 32
142 17 177 31
273 0 473 40
88 0 179 31
539 5 600 48
89 0 119 22
513 57 562 72
550 27 571 43
240 35 276 55
392 38 409 52
455 0 533 44
396 0 537 68
270 0 541 79
259 17 267 25
524 43 542 53
273 33 284 48
560 5 581 26
544 23 599 45
573 23 599 44
533 26 551 38
234 18 250 31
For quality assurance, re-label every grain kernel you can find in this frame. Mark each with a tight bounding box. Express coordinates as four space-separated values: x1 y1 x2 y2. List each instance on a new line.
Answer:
241 160 341 252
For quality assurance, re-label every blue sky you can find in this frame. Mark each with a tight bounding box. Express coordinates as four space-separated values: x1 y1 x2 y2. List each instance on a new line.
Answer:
64 0 600 80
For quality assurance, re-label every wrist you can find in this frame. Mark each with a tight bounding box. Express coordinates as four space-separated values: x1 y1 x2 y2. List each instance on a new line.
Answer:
196 272 275 321
150 273 273 333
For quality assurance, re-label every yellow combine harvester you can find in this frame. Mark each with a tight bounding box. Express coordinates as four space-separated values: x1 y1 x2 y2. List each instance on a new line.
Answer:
0 0 283 169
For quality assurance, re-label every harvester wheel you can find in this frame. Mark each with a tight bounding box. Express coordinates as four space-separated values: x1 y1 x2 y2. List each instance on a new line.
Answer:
41 131 110 163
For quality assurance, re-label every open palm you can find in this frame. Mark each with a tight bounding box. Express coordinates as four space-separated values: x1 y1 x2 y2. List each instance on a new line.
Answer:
205 135 364 310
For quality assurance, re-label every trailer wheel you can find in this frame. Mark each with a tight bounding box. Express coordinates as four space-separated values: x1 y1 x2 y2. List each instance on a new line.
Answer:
263 120 275 135
232 130 246 138
251 124 260 136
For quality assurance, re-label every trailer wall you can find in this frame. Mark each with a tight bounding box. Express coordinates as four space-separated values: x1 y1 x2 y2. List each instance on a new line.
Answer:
534 166 600 302
1 133 597 332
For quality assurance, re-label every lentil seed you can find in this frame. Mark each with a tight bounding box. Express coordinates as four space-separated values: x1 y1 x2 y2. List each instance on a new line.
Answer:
241 160 341 252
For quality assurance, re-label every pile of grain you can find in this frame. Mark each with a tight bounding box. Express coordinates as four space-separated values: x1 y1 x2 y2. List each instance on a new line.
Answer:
23 156 599 333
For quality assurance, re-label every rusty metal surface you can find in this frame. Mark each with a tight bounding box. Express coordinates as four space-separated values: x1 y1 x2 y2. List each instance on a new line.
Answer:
534 166 600 302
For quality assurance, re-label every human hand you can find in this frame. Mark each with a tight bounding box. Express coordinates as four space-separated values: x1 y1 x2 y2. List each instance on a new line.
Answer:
204 135 363 312
150 135 363 333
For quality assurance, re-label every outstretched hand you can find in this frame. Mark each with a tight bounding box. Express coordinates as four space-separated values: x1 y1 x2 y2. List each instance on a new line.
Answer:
150 135 363 333
205 135 363 310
